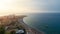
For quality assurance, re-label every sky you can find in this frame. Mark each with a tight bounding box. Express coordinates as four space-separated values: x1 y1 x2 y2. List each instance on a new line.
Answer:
0 0 60 15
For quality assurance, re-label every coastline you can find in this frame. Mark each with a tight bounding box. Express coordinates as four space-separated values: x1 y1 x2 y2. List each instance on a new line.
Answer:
23 17 44 34
0 15 44 34
27 26 44 34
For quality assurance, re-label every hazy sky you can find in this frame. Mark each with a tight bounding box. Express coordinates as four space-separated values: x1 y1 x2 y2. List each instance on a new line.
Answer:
0 0 60 15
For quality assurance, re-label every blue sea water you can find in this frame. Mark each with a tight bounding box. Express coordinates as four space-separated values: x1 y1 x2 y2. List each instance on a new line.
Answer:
23 13 60 34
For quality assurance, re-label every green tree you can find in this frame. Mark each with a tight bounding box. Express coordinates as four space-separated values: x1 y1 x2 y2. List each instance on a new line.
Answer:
0 25 5 34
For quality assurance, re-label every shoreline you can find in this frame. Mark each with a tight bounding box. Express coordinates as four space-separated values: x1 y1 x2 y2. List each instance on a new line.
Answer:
0 15 44 34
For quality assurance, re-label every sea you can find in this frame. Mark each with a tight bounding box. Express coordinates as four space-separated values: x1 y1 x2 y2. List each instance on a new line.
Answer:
23 13 60 34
